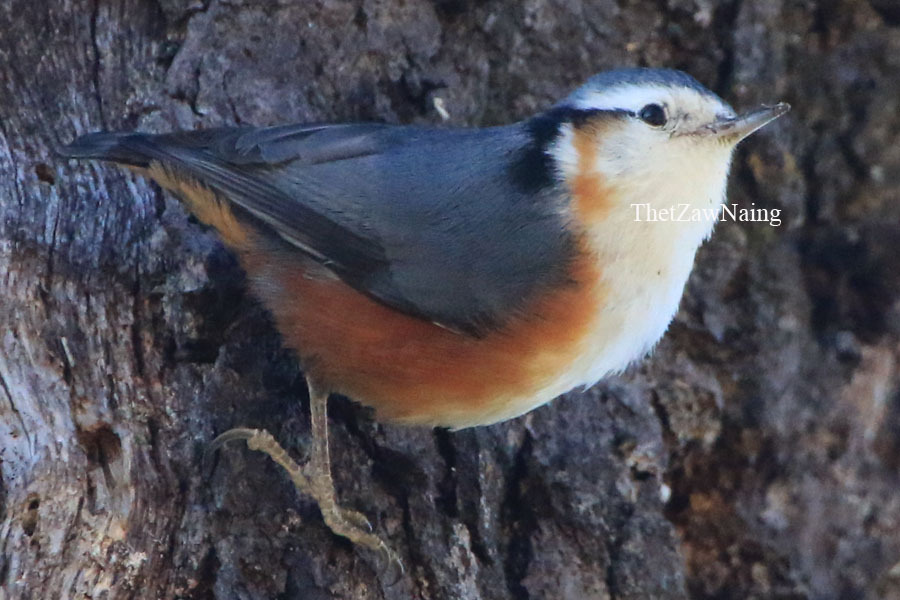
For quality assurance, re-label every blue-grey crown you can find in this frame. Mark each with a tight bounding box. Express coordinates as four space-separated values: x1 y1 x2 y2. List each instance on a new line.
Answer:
564 67 721 104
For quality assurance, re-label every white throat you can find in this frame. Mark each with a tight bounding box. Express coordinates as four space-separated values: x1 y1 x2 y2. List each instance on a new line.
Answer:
544 122 735 395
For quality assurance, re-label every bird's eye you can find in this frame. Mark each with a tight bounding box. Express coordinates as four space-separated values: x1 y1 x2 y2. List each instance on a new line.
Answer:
638 103 667 127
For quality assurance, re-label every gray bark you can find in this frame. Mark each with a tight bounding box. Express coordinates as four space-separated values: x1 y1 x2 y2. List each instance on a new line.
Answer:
1 0 898 598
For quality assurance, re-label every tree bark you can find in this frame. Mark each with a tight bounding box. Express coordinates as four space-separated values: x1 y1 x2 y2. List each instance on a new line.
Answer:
1 0 898 598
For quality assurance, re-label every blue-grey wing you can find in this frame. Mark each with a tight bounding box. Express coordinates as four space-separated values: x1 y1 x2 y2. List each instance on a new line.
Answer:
79 123 576 335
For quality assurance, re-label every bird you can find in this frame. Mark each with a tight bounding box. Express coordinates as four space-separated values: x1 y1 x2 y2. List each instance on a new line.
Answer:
59 67 789 565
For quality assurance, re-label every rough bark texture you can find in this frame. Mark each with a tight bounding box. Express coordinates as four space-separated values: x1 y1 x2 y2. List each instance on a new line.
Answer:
1 0 898 598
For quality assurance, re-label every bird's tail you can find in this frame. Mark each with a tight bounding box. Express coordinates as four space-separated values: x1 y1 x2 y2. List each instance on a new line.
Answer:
57 132 155 168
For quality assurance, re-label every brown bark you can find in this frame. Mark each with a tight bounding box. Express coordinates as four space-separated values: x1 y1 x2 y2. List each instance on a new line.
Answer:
1 1 898 598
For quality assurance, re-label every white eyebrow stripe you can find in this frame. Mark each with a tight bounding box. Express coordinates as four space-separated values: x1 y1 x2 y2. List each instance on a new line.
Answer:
568 84 736 123
570 84 673 112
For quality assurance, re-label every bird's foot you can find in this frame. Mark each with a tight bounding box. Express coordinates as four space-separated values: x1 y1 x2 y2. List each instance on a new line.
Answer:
210 427 403 578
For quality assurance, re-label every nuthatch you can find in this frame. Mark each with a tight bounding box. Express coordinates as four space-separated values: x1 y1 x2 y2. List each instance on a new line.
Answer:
60 68 789 562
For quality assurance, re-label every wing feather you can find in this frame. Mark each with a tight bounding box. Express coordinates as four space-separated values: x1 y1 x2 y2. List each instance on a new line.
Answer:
104 123 575 335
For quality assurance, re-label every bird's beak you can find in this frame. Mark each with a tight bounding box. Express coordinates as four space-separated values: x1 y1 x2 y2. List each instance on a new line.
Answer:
703 102 791 144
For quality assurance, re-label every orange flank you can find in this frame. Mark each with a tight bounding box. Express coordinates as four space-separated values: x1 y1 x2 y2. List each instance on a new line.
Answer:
255 246 603 427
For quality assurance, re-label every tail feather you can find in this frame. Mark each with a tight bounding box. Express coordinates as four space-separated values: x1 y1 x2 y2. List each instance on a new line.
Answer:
57 132 154 168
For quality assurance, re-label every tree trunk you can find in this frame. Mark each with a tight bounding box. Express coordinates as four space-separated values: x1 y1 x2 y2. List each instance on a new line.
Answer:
1 0 898 598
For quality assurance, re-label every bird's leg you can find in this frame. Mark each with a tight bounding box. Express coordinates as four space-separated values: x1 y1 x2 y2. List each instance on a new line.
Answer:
304 379 386 545
210 379 398 567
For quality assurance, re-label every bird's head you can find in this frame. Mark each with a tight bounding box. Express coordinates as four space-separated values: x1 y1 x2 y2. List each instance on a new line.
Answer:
545 68 789 230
